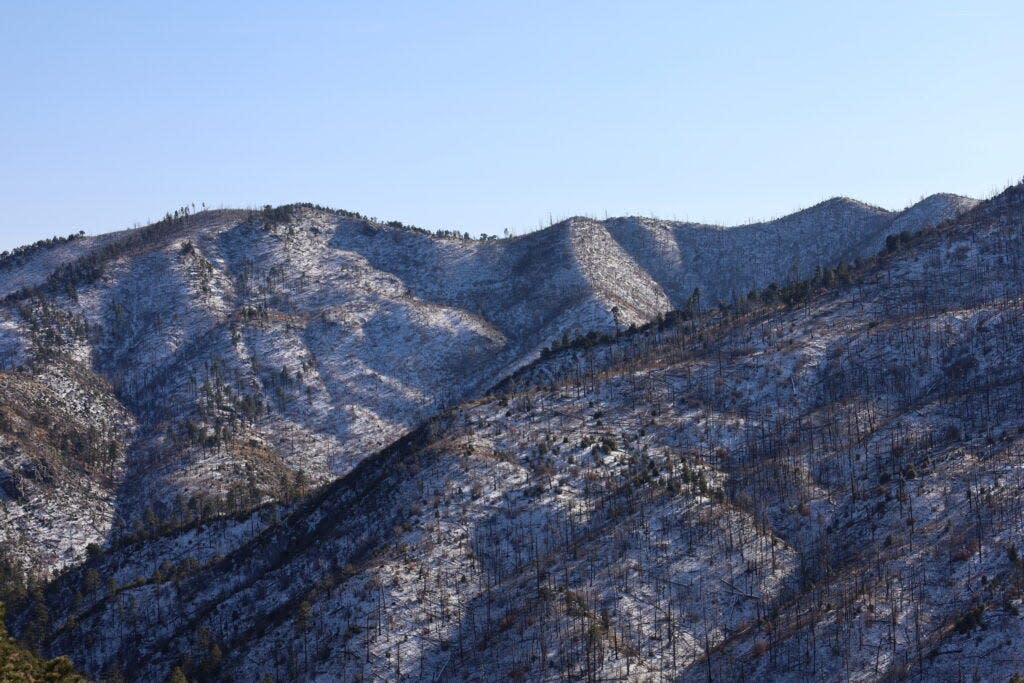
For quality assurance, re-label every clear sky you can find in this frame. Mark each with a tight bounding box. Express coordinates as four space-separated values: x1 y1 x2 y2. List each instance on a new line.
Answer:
2 2 1022 251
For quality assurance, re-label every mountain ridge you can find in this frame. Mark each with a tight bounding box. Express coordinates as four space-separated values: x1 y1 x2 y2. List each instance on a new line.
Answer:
0 191 978 577
0 190 981 578
10 181 1023 682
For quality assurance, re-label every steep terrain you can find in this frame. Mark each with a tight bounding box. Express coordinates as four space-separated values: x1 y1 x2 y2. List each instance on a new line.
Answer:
5 183 1024 681
604 194 978 308
0 181 1019 683
0 194 977 578
0 362 133 570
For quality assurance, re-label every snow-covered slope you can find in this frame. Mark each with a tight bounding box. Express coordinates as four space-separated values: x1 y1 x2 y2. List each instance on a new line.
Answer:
15 182 1024 682
604 193 978 307
0 193 977 578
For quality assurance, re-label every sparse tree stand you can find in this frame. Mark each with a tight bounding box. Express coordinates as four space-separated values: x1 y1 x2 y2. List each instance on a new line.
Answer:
3 186 1024 680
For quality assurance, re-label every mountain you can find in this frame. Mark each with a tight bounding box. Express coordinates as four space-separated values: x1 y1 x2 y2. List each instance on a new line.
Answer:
605 193 979 307
9 184 1024 681
0 193 977 580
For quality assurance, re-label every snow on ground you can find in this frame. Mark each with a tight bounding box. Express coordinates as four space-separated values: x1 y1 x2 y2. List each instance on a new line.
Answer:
0 188 1006 680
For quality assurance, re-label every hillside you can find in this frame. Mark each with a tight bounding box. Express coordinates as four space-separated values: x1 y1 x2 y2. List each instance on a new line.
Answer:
0 194 978 579
4 183 1024 681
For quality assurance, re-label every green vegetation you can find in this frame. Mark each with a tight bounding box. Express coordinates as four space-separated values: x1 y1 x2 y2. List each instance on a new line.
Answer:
0 603 86 682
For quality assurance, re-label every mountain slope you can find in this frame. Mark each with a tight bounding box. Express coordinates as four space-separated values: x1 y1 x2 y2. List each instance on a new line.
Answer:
604 193 978 307
0 193 977 578
12 184 1024 681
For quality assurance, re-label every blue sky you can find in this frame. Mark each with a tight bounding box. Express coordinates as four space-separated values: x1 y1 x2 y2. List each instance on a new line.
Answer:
1 2 1022 251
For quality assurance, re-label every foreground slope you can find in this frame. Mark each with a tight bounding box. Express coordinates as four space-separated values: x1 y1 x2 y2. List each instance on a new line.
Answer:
0 603 84 682
16 184 1024 681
